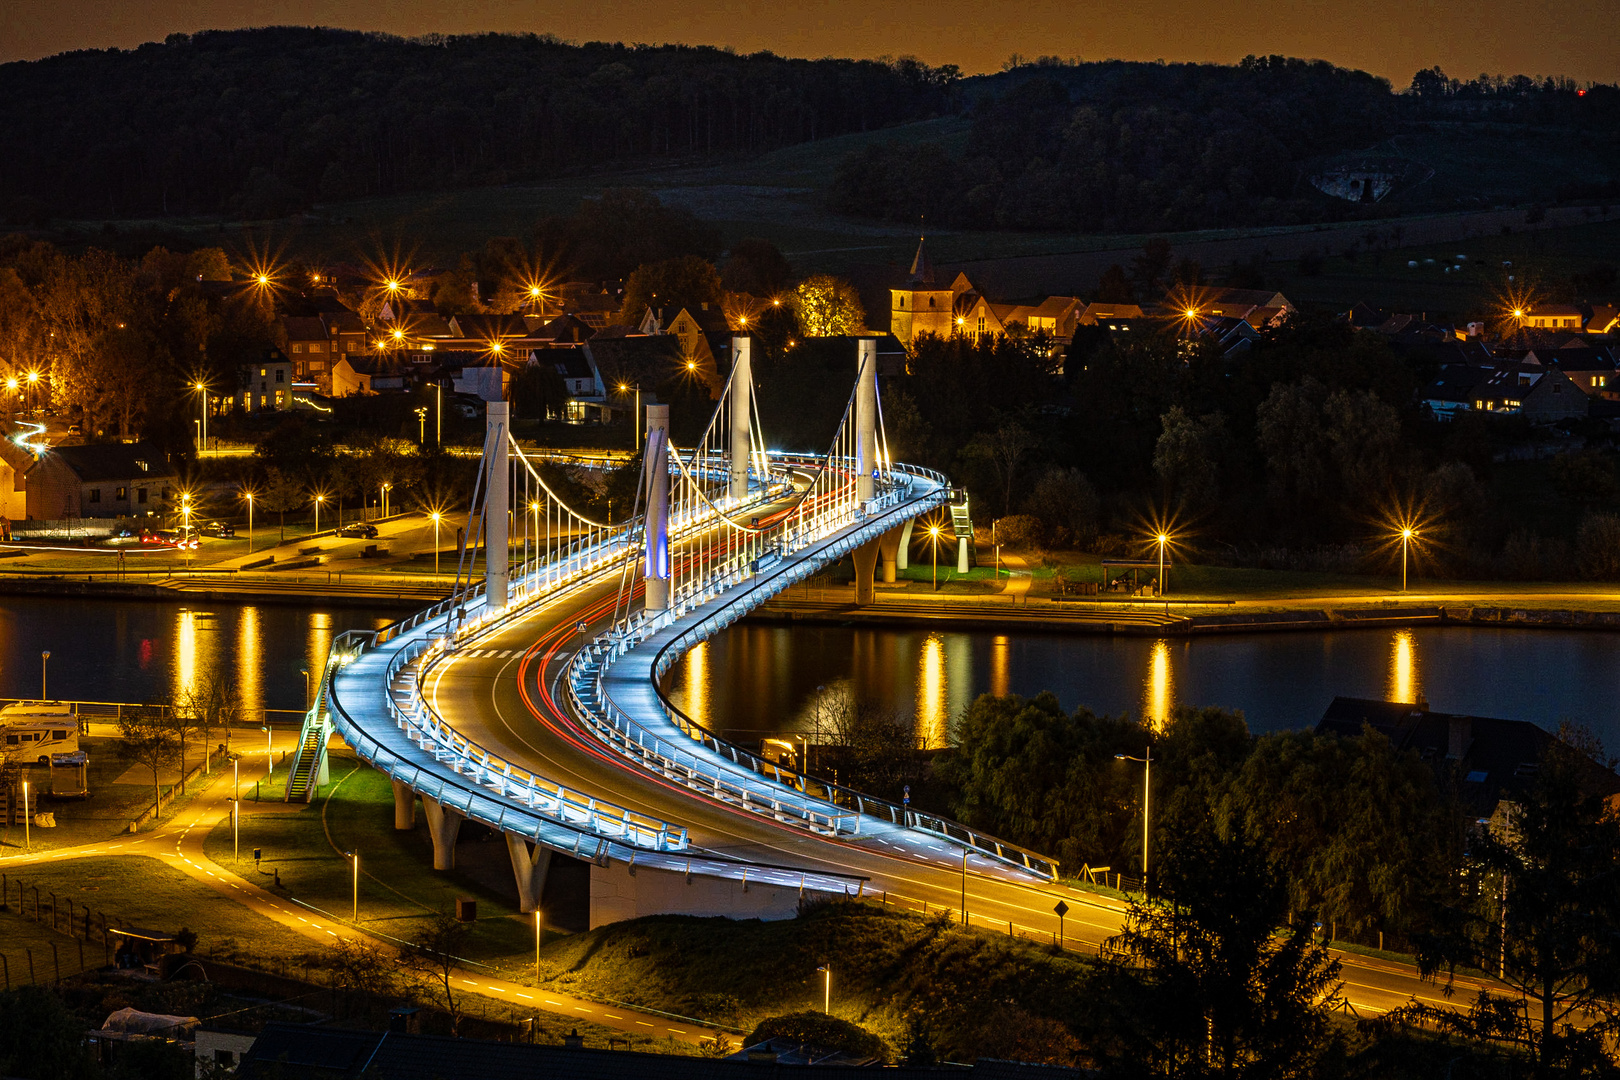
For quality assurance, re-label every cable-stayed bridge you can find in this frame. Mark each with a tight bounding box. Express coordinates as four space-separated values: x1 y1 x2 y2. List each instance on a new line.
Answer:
294 336 1063 928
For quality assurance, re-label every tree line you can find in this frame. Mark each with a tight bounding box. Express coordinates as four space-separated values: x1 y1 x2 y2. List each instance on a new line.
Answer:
0 28 958 222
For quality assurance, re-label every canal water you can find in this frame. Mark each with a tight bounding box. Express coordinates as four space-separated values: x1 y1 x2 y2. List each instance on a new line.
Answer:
0 596 396 719
663 623 1620 749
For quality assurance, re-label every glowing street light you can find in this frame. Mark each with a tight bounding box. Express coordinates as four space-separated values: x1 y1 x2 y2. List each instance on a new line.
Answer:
193 380 209 454
1156 531 1170 612
242 489 255 553
1400 527 1416 592
314 492 326 534
1115 747 1152 897
40 649 50 700
816 965 830 1014
618 382 641 447
430 511 443 575
933 524 946 592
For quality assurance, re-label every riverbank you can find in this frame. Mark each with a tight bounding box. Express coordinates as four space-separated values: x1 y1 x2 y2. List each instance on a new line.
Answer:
748 584 1620 636
0 573 445 609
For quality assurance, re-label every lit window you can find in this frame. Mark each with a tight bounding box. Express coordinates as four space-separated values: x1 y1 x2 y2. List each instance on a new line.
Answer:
291 343 302 353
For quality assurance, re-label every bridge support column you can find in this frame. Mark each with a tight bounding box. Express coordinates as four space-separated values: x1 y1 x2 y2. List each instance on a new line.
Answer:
728 336 752 503
855 337 877 504
392 780 415 830
505 834 553 914
895 518 913 570
878 525 903 584
957 534 970 575
852 538 880 607
643 404 671 612
589 860 811 929
485 400 510 612
421 796 464 871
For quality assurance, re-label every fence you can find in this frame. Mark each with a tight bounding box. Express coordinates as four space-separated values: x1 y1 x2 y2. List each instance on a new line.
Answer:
0 700 308 734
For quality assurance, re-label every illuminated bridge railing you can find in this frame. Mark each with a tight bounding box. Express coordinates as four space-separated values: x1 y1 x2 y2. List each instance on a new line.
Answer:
565 462 1061 882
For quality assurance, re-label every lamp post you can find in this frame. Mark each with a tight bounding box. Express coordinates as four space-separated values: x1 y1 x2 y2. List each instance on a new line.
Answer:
415 406 428 444
314 494 324 535
194 381 209 455
1401 528 1414 592
961 849 970 926
436 382 442 445
933 524 946 592
262 725 273 781
233 754 240 862
22 779 28 850
431 512 442 575
1156 531 1169 614
244 491 254 554
350 850 359 921
26 370 39 416
1115 749 1152 898
300 668 311 712
618 383 641 448
535 909 543 983
40 650 50 700
817 965 830 1014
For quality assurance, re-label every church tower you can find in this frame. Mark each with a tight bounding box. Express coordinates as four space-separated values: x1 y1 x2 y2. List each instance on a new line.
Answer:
889 237 961 345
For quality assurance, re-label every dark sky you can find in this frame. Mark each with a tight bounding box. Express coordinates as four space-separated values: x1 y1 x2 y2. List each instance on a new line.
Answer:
3 0 1615 86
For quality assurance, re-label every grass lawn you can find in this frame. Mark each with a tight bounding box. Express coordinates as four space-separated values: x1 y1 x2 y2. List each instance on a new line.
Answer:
0 855 323 972
206 757 540 969
537 898 1094 1062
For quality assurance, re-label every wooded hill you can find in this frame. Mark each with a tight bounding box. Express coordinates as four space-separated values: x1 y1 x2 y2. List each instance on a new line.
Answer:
0 28 958 222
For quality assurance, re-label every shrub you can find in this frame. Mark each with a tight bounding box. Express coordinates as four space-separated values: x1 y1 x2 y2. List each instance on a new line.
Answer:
1575 513 1620 580
745 1011 890 1061
995 514 1045 549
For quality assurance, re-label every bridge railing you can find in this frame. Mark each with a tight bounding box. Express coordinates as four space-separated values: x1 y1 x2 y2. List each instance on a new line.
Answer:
567 462 1060 882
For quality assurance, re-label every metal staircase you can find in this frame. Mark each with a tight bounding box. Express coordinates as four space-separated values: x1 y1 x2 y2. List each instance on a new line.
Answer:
283 721 325 802
949 491 976 568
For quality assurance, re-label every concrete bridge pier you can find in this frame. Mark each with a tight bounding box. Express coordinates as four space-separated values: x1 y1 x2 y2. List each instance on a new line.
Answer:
588 860 824 929
895 518 913 570
852 524 908 606
505 834 554 914
421 795 465 871
391 780 416 830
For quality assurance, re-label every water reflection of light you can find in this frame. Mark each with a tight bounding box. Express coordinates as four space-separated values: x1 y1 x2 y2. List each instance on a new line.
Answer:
307 612 332 698
990 635 1010 698
688 640 709 726
1143 639 1174 731
918 632 947 748
238 605 263 721
176 609 197 699
1388 629 1421 703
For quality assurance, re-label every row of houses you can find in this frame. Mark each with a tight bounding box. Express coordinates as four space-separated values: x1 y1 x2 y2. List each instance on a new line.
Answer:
0 439 175 521
887 237 1296 353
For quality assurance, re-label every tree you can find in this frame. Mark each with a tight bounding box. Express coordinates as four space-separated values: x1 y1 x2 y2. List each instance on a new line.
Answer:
721 238 794 296
174 672 240 778
117 707 179 812
1575 512 1620 580
1099 821 1343 1079
0 986 99 1080
619 255 724 324
965 419 1037 516
789 275 865 337
1153 406 1228 511
1023 466 1101 548
1414 736 1620 1074
407 910 473 1036
258 468 306 542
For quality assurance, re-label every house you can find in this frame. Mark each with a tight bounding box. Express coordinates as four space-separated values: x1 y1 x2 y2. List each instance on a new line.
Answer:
278 316 336 389
1317 697 1620 823
1077 302 1148 331
0 438 32 520
331 355 409 397
235 348 293 412
1541 348 1618 399
1011 295 1085 339
1517 304 1585 331
24 443 174 520
440 352 509 402
1420 364 1494 419
889 238 974 345
1585 305 1620 335
1185 314 1262 358
1420 362 1589 422
548 350 607 422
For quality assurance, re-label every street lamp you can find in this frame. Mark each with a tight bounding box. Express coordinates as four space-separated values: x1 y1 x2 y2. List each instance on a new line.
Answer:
300 668 311 712
535 908 544 983
193 381 209 454
243 490 255 554
1115 749 1152 898
1400 527 1415 592
349 850 360 921
927 524 942 591
40 650 50 700
816 965 830 1014
415 406 428 444
21 778 28 850
618 383 641 447
262 725 273 781
26 370 39 415
232 753 240 862
314 493 325 534
1156 531 1170 613
431 512 442 575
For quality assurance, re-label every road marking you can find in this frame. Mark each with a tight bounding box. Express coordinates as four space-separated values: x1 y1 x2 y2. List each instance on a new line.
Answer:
666 1027 687 1034
636 1021 654 1028
515 993 533 1000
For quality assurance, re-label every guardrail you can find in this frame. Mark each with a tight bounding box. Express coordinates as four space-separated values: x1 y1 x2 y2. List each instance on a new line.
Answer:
565 463 1060 882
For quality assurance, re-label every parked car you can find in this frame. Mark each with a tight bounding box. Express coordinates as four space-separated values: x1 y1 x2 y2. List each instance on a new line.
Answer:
200 521 235 538
170 526 201 550
337 522 378 539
